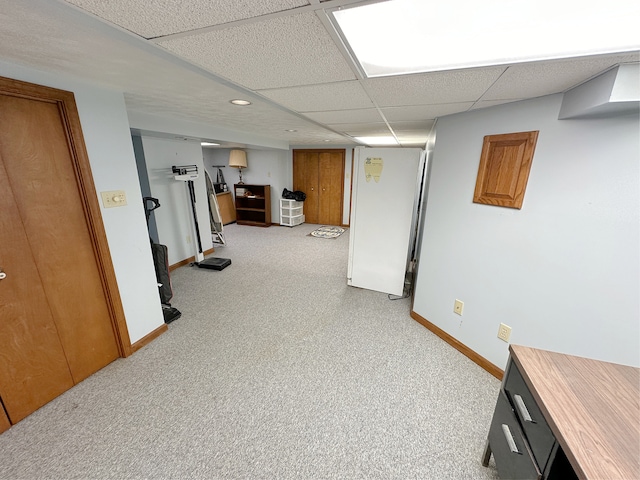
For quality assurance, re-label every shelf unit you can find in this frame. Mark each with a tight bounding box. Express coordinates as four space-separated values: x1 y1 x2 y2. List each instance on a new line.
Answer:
234 184 271 227
280 199 305 227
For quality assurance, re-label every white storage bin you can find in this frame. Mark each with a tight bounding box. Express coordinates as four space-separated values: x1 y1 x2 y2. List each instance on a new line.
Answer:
282 206 303 217
280 198 305 227
281 214 305 227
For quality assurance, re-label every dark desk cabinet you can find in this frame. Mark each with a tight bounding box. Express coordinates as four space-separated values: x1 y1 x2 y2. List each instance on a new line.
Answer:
483 359 575 480
482 345 639 480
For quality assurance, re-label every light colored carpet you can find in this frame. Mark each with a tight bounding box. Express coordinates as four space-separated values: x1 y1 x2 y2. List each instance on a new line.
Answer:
0 223 500 480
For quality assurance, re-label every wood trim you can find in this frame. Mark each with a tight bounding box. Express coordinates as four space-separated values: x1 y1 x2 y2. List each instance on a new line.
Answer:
0 76 133 357
170 257 194 271
131 323 168 353
410 310 503 380
348 147 355 227
169 247 216 271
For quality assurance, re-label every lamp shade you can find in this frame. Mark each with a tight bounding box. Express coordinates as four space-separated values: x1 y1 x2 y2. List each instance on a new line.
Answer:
228 150 247 168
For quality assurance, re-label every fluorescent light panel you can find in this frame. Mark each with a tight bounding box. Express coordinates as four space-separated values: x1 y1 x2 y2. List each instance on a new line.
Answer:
332 0 640 77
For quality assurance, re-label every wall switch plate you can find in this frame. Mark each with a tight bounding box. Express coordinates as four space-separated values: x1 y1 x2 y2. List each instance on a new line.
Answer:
498 323 512 342
101 190 127 208
454 299 464 316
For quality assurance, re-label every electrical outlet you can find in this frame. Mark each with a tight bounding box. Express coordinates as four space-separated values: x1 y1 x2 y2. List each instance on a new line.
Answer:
498 323 512 342
454 299 464 316
186 235 192 244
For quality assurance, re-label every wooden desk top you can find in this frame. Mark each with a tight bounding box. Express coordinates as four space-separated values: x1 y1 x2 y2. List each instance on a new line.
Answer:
510 345 639 480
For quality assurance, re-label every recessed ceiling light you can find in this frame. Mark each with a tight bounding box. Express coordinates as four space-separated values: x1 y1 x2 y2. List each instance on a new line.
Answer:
354 136 399 146
285 129 297 132
201 142 220 146
230 99 252 106
332 0 640 77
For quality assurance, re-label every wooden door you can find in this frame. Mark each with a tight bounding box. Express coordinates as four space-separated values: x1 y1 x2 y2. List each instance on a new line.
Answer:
293 150 320 224
0 77 127 425
318 152 344 225
293 149 344 226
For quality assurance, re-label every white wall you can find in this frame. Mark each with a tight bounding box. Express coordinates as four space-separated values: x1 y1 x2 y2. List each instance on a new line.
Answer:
0 60 164 344
203 148 289 224
413 94 640 369
140 137 212 264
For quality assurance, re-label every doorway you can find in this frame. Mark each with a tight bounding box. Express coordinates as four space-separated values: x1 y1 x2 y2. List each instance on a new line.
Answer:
0 76 130 429
293 149 345 226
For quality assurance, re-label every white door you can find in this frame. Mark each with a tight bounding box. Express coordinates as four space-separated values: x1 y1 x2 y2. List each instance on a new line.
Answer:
348 147 423 296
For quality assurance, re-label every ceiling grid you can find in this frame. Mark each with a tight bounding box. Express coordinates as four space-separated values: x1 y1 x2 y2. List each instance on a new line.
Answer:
0 0 636 147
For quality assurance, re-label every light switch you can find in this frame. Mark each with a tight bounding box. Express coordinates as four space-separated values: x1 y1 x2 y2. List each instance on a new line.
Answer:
101 190 127 208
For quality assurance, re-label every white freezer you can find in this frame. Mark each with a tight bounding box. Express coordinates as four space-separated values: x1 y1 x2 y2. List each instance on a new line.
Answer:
347 147 424 296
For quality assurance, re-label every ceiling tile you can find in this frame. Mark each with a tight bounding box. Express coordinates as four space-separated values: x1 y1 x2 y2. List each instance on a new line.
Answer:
381 103 473 121
258 81 373 112
65 0 310 38
388 120 436 131
481 53 640 100
363 67 505 106
158 12 356 90
470 99 521 110
327 123 392 135
303 109 384 124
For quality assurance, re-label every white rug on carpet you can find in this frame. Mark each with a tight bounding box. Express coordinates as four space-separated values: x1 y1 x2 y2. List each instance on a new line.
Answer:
308 226 346 239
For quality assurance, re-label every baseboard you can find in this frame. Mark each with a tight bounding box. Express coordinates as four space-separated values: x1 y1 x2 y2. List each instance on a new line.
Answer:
410 310 503 380
131 323 168 353
169 257 192 271
169 247 216 272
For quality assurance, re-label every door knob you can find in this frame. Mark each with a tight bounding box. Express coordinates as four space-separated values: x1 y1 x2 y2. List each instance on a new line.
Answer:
0 269 5 280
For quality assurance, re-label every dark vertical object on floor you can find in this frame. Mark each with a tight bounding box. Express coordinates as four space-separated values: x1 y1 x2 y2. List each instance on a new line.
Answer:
143 197 181 324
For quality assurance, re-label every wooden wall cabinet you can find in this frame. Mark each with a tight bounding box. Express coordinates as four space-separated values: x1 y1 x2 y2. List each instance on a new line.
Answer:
234 184 271 227
473 131 538 209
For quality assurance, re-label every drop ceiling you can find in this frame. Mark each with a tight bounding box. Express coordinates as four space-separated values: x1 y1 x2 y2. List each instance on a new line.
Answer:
0 0 637 148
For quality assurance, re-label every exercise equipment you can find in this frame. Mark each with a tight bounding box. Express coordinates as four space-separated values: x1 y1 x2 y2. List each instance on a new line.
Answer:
172 164 231 271
143 196 182 324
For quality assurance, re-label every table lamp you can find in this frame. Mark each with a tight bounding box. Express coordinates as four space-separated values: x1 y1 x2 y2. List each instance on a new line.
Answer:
229 149 247 184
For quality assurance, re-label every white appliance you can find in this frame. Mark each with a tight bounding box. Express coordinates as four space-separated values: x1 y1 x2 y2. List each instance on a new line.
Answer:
347 147 425 296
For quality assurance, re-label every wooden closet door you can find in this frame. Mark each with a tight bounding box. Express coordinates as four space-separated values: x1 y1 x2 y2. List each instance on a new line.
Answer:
293 150 320 224
318 151 344 226
0 86 119 423
293 149 345 226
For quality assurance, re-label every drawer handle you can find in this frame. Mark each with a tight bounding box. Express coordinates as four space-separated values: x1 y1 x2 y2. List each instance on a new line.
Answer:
514 394 533 423
501 424 520 454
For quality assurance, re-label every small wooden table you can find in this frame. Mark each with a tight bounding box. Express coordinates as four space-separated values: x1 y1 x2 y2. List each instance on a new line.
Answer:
483 345 639 479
